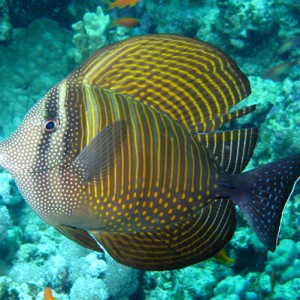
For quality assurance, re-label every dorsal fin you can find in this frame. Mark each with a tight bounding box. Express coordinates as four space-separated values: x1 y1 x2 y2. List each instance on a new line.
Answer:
73 119 127 182
198 128 258 174
67 34 251 132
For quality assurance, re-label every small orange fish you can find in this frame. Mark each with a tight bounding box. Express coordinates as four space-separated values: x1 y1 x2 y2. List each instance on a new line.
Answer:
106 0 140 10
109 17 140 28
44 287 55 300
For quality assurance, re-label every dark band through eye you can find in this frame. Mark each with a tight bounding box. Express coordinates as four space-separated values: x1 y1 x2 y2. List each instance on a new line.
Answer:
44 118 59 132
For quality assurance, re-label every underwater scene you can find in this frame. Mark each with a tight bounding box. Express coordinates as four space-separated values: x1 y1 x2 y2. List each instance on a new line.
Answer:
0 0 300 299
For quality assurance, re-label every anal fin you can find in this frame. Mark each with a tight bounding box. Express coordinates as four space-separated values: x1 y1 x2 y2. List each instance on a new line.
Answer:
89 198 236 270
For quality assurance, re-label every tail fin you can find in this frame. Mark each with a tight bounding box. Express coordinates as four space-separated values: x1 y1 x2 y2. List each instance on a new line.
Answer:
235 154 300 251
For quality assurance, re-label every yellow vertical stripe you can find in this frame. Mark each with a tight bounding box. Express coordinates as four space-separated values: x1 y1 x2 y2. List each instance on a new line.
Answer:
141 103 154 198
161 116 169 194
128 102 140 190
149 108 162 188
190 144 195 193
182 127 189 193
168 120 181 193
134 101 146 190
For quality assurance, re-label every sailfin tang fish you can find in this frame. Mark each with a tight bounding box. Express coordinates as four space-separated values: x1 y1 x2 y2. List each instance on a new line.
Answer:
0 34 299 270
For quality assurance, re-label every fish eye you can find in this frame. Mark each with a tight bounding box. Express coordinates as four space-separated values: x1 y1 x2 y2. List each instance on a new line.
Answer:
44 118 59 133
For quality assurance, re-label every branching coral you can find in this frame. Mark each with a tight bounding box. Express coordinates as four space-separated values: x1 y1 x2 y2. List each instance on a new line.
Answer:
71 6 110 64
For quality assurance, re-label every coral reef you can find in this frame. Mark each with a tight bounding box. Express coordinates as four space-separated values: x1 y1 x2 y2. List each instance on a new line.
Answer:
0 0 299 299
0 18 72 138
5 0 75 28
69 277 109 300
265 239 300 283
0 206 11 241
0 172 21 206
70 6 134 64
246 77 300 165
71 6 110 64
215 0 273 50
213 275 251 299
1 207 140 299
0 0 11 42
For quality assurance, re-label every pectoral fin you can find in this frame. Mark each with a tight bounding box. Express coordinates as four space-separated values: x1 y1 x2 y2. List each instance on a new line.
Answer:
73 120 127 183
